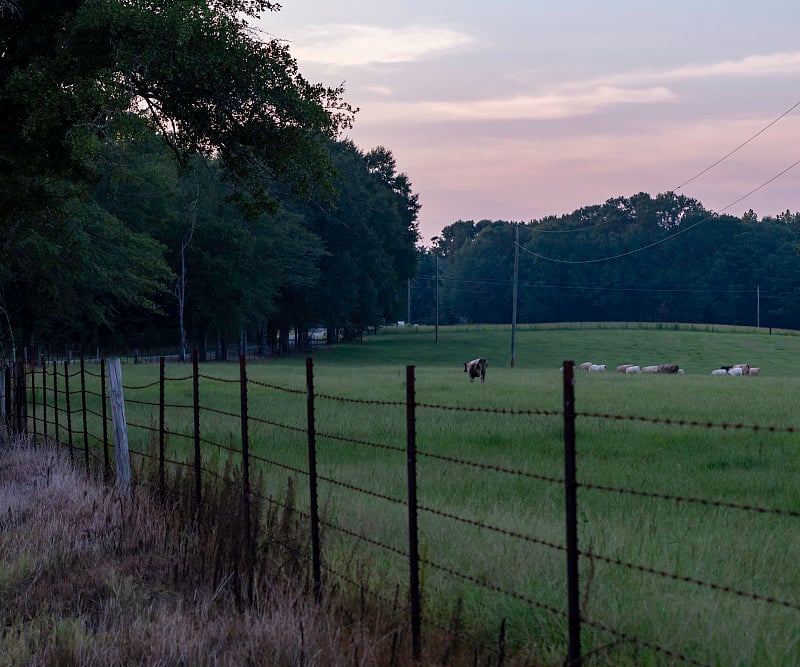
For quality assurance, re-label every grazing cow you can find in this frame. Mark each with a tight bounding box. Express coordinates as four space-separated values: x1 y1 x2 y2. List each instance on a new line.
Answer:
642 365 660 373
616 364 634 373
711 369 728 376
749 367 760 376
589 364 607 372
463 358 488 383
728 367 743 376
657 364 680 374
732 363 750 375
625 365 641 373
579 362 593 371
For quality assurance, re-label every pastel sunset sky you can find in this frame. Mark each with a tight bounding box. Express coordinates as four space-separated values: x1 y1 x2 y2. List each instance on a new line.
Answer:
254 1 800 245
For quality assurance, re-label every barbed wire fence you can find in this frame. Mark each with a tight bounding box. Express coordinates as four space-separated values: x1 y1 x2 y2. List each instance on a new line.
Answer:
1 356 799 665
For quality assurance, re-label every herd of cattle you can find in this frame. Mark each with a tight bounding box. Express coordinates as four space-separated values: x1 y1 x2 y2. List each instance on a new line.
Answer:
578 362 760 376
464 358 761 382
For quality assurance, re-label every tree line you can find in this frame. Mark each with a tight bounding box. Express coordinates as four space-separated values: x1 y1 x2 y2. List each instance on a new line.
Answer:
410 193 800 330
1 0 419 360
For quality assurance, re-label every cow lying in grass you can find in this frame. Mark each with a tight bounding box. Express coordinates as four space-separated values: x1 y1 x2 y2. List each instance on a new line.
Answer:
464 358 488 383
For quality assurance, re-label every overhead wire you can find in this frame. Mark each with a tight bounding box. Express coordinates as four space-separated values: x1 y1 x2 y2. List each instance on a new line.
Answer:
520 96 800 249
519 154 800 264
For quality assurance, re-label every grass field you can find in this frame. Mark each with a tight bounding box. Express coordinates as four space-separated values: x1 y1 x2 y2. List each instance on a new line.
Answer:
31 324 800 666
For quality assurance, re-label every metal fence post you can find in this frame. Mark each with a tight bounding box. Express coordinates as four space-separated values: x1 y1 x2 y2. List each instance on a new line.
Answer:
306 357 322 601
53 360 60 446
80 355 89 470
159 356 165 495
2 365 9 430
100 359 110 479
14 362 27 435
42 363 48 442
562 360 581 666
192 349 202 512
240 354 254 604
64 360 73 461
31 362 37 445
406 365 422 661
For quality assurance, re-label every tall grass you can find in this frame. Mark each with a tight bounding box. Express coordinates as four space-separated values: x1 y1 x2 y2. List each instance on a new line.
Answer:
25 324 800 665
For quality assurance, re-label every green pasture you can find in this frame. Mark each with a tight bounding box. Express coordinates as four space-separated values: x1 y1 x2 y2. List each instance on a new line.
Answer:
29 324 800 666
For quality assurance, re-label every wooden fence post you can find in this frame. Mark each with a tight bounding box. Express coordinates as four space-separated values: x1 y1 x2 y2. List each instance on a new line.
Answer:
107 358 131 494
406 365 422 661
305 357 322 601
562 360 581 666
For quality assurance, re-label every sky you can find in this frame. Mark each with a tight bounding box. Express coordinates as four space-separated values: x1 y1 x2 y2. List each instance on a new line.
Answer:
253 1 800 245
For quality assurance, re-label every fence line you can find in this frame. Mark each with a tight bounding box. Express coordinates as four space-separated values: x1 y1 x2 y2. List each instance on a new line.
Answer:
2 355 799 666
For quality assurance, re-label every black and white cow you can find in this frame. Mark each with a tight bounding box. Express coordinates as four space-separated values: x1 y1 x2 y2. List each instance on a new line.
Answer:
463 358 488 383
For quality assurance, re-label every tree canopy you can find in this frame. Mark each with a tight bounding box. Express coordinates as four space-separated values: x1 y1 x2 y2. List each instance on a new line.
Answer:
417 193 800 330
2 0 425 358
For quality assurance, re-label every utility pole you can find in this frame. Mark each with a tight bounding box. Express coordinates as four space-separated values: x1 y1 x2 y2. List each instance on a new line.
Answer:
435 254 439 344
407 277 411 325
757 285 760 328
511 222 519 368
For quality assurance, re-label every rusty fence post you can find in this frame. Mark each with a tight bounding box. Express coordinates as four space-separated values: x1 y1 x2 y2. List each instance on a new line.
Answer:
240 354 254 604
100 359 110 479
14 362 27 435
64 360 73 462
80 355 89 470
53 360 60 447
305 357 322 601
562 360 581 666
31 362 37 445
159 356 165 495
42 363 48 442
406 365 422 661
192 350 202 513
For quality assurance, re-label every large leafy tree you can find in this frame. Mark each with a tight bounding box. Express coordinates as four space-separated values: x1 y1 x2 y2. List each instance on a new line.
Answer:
0 0 354 356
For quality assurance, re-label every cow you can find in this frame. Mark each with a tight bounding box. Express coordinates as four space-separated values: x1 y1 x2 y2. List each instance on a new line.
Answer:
625 365 641 373
711 369 728 376
616 364 635 373
579 362 593 371
748 367 761 376
589 364 607 372
732 363 750 375
642 365 660 373
657 364 680 374
728 367 743 376
464 358 488 383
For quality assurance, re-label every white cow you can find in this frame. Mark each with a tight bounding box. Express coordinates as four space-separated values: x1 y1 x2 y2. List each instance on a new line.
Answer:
748 367 761 376
589 364 607 372
711 369 728 376
625 365 641 374
579 362 593 371
728 367 743 376
642 365 660 374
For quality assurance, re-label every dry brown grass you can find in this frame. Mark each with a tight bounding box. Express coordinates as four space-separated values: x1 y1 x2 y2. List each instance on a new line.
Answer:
0 435 416 666
0 432 519 666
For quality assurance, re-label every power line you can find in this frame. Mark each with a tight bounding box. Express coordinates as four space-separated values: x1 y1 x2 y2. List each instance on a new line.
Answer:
516 97 800 239
520 154 800 264
675 96 800 190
